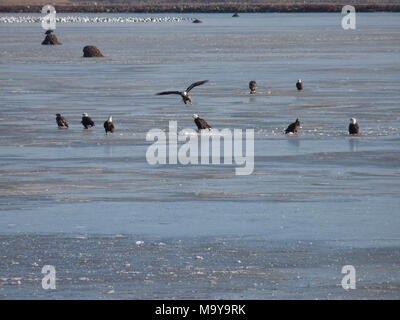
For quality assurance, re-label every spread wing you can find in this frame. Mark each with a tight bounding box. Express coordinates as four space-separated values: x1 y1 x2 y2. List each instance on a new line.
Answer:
186 80 209 92
156 91 182 96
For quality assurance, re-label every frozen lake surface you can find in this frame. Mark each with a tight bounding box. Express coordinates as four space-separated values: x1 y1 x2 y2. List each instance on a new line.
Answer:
0 12 399 299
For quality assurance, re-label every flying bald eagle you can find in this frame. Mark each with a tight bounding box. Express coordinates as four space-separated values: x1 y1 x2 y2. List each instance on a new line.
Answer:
56 113 68 128
296 79 303 91
249 80 257 94
156 80 209 106
104 115 114 135
192 114 212 131
285 118 301 134
81 113 95 129
349 118 359 135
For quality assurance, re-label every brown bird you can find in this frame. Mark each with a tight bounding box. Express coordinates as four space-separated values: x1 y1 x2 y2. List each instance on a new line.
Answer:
285 118 301 134
296 79 303 91
192 114 212 131
349 118 359 135
156 80 209 106
103 115 114 135
56 113 68 128
249 80 257 94
81 113 95 129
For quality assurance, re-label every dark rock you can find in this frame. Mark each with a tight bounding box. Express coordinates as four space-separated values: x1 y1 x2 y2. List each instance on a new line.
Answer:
233 13 240 17
41 34 61 45
83 45 104 58
192 19 202 23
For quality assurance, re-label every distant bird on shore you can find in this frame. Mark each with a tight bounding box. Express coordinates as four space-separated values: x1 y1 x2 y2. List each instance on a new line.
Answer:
156 80 209 106
285 118 301 134
232 13 240 17
81 113 95 129
56 113 68 128
296 79 303 91
249 80 257 94
193 114 212 131
103 115 114 135
348 118 359 135
192 19 202 24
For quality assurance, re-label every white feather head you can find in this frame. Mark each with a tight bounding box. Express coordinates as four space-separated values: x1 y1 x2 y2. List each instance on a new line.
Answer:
350 118 357 124
107 115 112 123
298 79 302 83
183 91 188 96
192 114 199 119
82 113 88 117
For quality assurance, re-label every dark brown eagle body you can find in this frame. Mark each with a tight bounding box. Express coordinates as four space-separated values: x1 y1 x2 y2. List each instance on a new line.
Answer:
81 113 95 129
56 113 68 128
249 80 257 94
285 118 301 134
156 80 209 106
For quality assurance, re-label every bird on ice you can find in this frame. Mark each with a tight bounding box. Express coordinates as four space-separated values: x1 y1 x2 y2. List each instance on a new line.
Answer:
348 118 359 135
103 115 114 135
192 114 212 132
156 80 209 106
285 118 301 134
81 113 95 129
296 79 303 91
249 80 257 94
56 113 68 128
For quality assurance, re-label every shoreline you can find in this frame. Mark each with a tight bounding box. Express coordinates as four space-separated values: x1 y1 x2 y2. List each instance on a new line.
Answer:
1 4 400 14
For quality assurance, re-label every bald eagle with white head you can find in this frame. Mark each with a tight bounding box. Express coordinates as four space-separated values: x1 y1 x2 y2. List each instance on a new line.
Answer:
349 118 359 135
104 115 114 135
156 80 209 106
192 114 212 131
296 79 303 91
81 113 95 129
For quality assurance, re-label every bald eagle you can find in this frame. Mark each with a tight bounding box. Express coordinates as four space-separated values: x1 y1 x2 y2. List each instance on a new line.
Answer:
192 114 211 131
349 118 359 135
156 80 209 106
56 113 68 128
81 113 95 129
249 80 257 94
285 118 301 134
104 115 114 135
296 79 303 91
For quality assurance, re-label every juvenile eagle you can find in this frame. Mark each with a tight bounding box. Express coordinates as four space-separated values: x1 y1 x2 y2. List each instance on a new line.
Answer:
285 118 301 134
56 113 68 128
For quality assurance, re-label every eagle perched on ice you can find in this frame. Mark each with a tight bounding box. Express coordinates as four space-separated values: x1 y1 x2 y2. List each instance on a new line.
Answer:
56 113 68 128
192 114 212 131
349 118 359 135
81 113 95 129
103 115 114 135
285 118 301 134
